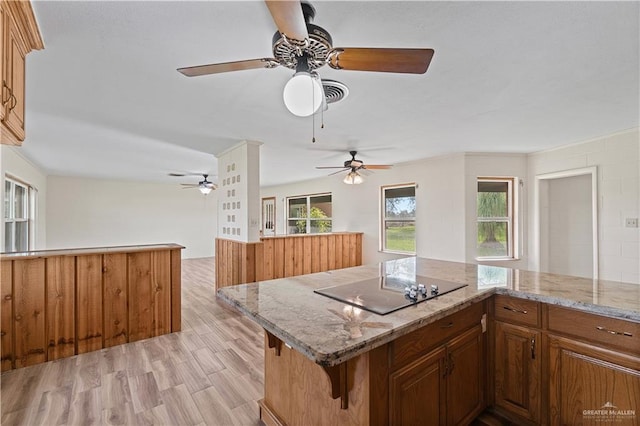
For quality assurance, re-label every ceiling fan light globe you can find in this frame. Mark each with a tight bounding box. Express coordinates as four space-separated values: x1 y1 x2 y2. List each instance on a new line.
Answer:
343 171 363 185
199 186 213 195
283 72 323 117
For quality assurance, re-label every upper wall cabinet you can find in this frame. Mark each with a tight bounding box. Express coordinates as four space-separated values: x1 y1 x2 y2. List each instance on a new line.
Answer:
1 0 43 146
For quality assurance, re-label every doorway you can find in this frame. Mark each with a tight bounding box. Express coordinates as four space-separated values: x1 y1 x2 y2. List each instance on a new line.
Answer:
535 167 598 279
262 197 276 237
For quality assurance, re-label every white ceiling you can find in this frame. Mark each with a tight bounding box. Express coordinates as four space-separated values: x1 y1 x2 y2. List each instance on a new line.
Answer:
22 1 639 187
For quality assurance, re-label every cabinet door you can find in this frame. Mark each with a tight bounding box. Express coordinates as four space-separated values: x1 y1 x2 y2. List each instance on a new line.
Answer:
3 8 26 141
390 346 447 426
494 321 540 422
1 3 5 123
447 324 485 426
549 335 640 426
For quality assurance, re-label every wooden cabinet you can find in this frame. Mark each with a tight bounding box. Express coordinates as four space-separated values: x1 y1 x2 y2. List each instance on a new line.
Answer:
3 5 27 141
260 302 486 426
492 295 543 423
390 323 485 425
391 346 447 425
1 0 43 145
494 321 541 423
547 305 640 426
0 3 5 123
548 335 640 426
446 325 486 425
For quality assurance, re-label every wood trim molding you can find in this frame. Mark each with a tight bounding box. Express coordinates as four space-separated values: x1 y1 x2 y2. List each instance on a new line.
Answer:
4 1 44 50
1 125 20 146
266 330 282 356
322 362 349 409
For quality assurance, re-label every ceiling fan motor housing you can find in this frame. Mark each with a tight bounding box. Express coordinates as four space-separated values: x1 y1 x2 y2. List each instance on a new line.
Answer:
272 10 333 71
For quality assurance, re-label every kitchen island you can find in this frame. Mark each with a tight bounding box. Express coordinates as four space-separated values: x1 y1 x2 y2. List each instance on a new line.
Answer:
217 257 640 425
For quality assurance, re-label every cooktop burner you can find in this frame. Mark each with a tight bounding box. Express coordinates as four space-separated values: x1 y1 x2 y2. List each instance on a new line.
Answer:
314 276 468 315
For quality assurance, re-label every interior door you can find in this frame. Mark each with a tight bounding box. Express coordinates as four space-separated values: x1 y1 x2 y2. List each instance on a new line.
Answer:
262 197 276 237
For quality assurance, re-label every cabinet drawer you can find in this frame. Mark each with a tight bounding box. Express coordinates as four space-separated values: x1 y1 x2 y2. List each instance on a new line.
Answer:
547 305 640 354
390 302 484 369
494 295 540 327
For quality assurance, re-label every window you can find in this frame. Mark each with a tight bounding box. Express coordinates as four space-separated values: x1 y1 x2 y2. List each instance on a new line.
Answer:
381 184 416 253
4 177 30 252
477 177 516 259
287 193 332 234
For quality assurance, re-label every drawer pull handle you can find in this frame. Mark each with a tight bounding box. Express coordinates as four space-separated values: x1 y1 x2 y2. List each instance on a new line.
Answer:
596 326 633 337
503 306 528 314
440 322 454 329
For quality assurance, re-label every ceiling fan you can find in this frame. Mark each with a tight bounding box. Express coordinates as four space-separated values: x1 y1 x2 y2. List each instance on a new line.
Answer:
177 1 434 117
169 173 217 195
316 151 392 184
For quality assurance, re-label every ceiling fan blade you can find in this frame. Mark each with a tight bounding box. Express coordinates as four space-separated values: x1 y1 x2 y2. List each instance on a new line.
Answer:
363 165 392 170
316 166 348 169
328 48 434 74
328 168 350 176
177 58 279 77
180 184 200 187
265 0 308 43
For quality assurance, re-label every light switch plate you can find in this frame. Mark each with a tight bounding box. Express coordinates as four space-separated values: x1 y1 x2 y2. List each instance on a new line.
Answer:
625 218 639 228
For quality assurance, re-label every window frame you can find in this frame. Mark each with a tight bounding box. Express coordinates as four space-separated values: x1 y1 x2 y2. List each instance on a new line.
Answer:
380 183 416 255
476 176 517 260
285 192 332 235
4 176 31 253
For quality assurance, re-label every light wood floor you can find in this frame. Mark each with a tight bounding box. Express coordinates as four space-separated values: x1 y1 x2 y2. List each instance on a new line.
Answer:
0 257 265 426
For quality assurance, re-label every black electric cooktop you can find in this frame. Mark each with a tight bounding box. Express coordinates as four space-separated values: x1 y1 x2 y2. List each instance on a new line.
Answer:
314 276 468 315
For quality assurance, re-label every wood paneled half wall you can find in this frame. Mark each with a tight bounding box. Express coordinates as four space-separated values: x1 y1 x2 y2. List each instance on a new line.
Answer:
215 233 363 289
0 243 183 371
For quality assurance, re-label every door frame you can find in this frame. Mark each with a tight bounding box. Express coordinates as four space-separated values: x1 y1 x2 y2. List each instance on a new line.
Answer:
533 166 598 279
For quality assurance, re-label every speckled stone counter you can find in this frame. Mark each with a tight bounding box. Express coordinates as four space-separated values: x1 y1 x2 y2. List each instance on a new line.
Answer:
217 257 640 367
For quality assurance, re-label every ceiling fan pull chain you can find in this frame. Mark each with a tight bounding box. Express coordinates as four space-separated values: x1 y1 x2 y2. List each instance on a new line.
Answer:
312 77 316 143
312 111 316 143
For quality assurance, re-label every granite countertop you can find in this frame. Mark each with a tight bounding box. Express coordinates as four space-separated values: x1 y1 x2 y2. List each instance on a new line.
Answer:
217 257 640 367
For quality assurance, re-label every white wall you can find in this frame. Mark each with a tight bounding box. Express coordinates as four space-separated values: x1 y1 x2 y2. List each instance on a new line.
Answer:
262 153 480 265
46 176 218 259
544 174 594 277
0 146 47 250
528 128 640 283
261 132 639 285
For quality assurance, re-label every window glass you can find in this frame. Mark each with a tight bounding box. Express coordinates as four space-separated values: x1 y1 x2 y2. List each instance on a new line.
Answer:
4 222 13 251
288 197 307 219
477 222 508 257
3 178 31 252
382 185 416 253
287 193 332 234
14 184 26 219
4 181 11 219
16 222 28 251
477 178 514 259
